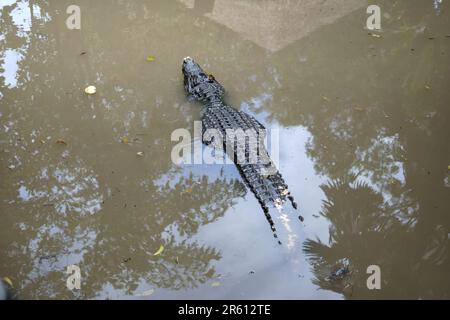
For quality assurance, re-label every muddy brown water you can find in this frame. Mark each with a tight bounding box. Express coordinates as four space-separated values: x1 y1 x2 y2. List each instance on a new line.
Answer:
0 0 449 299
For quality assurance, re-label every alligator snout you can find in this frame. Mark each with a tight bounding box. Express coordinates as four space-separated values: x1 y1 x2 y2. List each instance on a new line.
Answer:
183 56 193 64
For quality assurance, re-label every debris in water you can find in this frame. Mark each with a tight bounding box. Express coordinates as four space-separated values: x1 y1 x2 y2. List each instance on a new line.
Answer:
137 152 144 157
146 55 156 62
135 289 154 297
322 96 330 102
298 215 305 222
153 245 164 256
425 85 432 90
56 139 67 146
84 86 97 95
185 188 193 193
3 277 13 287
80 51 87 55
121 137 129 144
368 32 382 38
211 282 221 287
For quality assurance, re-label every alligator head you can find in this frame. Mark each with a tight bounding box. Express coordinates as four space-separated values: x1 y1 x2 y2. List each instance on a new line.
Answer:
182 57 225 102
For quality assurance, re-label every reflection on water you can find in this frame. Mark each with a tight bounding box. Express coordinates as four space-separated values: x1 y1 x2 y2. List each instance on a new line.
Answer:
1 0 449 299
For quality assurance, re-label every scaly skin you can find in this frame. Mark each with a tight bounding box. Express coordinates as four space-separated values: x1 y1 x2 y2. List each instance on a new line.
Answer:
182 57 299 241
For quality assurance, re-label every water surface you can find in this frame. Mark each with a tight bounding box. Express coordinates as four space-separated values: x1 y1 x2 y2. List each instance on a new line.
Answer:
1 0 449 299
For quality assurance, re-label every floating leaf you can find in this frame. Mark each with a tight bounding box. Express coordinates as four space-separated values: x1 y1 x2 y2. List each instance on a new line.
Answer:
425 85 431 90
211 282 221 287
368 32 382 38
146 55 156 62
3 277 13 287
121 137 129 144
448 165 450 170
137 152 144 157
153 245 164 256
135 289 154 297
84 85 97 95
322 96 330 102
56 139 67 146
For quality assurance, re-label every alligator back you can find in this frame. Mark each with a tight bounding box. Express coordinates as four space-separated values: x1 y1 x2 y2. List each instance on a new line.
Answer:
202 103 298 240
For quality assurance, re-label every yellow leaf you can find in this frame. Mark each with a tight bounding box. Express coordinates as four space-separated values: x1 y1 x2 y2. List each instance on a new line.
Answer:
146 55 156 62
3 277 13 287
121 137 129 144
211 282 221 287
153 245 164 256
448 165 450 170
84 85 97 95
185 188 193 193
368 32 382 38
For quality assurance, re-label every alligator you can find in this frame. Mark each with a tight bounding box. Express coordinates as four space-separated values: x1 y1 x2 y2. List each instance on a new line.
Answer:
182 57 300 240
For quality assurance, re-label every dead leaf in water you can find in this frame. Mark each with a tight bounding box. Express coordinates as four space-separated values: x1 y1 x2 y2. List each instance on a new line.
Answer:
137 152 144 157
146 55 156 62
3 277 13 287
56 139 67 146
84 86 97 95
368 32 382 38
425 85 431 90
121 137 129 144
153 245 164 256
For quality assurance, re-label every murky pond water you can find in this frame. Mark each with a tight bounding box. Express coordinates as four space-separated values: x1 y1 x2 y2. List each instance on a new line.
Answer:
1 0 449 299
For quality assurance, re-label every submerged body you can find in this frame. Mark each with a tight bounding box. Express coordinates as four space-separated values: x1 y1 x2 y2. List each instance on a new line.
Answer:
182 57 298 237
